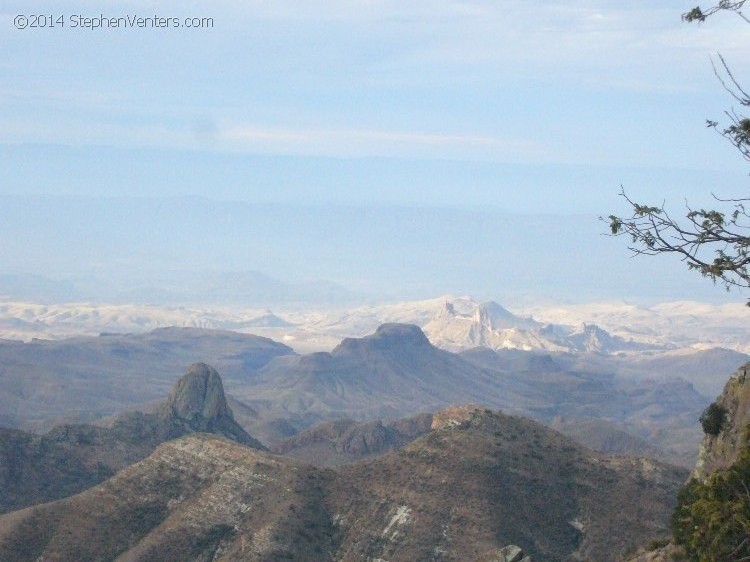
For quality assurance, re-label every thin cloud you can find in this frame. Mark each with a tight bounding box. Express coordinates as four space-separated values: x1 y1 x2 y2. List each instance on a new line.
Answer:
0 117 549 163
220 125 545 160
4 0 748 170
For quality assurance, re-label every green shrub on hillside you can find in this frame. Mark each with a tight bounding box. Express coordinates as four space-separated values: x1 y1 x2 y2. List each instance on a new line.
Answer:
699 402 728 436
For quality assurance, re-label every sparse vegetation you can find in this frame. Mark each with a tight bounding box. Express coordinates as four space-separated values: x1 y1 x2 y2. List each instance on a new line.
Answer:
672 443 750 560
0 413 687 561
603 3 750 561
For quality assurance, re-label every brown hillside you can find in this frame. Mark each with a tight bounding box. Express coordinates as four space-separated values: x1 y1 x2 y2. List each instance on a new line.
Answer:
0 407 687 561
0 363 263 514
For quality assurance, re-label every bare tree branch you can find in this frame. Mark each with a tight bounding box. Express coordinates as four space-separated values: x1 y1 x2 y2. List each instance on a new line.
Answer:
604 5 750 306
683 1 748 23
604 189 750 305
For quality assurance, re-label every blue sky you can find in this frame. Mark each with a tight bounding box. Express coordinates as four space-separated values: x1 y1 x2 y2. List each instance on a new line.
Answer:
2 2 748 190
1 1 749 303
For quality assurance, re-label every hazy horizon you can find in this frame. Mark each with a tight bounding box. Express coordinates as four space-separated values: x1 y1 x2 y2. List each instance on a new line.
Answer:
3 1 749 309
1 192 746 308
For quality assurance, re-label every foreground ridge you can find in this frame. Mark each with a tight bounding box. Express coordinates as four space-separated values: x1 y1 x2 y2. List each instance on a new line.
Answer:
0 406 686 561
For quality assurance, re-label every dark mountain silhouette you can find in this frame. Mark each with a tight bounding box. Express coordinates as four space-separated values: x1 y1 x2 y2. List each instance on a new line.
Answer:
271 412 433 466
0 327 295 431
238 325 708 466
242 323 535 422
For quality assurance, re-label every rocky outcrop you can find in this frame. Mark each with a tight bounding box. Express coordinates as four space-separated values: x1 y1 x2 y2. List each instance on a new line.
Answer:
0 363 264 514
624 362 750 559
158 362 263 448
333 323 432 355
424 298 648 353
692 362 750 481
165 362 231 421
431 404 482 430
389 411 434 437
477 545 532 561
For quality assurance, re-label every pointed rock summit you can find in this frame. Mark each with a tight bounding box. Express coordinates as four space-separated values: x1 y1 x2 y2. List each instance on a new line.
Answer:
166 362 230 421
0 363 266 515
161 363 265 449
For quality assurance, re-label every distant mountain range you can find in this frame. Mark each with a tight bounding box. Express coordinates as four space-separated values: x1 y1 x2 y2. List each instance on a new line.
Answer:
0 327 295 431
0 323 744 466
1 314 741 560
423 298 654 353
3 294 748 361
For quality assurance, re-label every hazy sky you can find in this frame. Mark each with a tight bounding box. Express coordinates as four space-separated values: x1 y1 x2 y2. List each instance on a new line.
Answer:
1 1 749 303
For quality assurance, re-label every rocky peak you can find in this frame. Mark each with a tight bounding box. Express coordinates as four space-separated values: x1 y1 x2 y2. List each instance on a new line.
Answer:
431 404 482 430
370 323 431 346
477 301 527 329
160 363 265 449
473 304 492 328
164 362 230 422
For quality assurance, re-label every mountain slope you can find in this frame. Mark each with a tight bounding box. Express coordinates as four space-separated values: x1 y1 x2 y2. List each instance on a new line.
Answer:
1 322 716 466
243 323 531 422
0 435 335 562
331 408 686 561
0 407 688 562
459 346 709 467
230 324 713 467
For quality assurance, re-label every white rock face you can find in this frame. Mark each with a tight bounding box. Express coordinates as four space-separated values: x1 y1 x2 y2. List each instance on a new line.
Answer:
483 544 533 562
1 294 747 354
422 298 646 353
381 505 411 540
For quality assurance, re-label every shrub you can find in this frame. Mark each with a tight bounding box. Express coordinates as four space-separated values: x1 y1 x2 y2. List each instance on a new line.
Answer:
699 402 728 436
671 445 750 560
